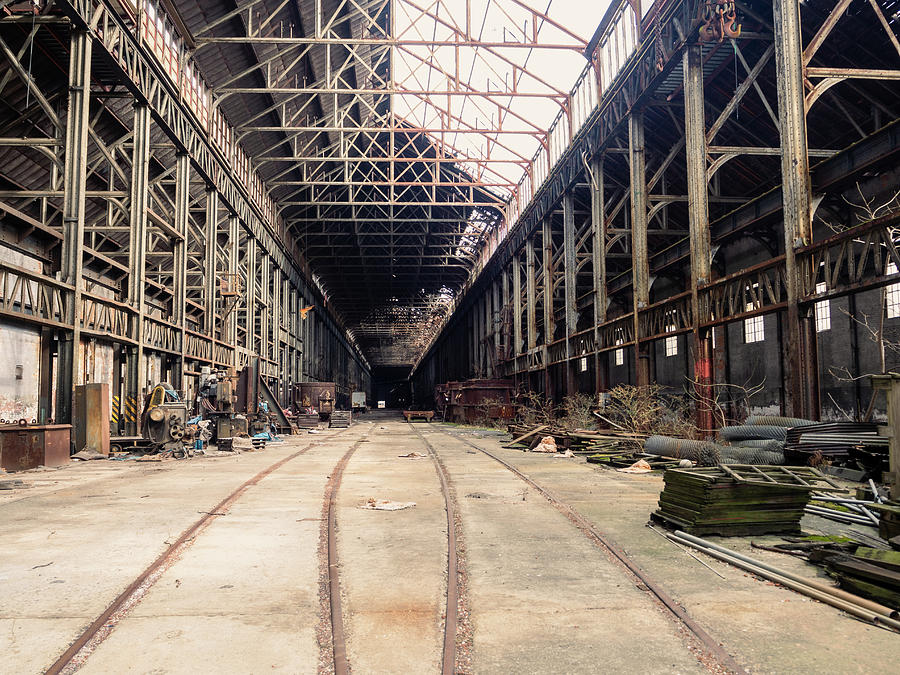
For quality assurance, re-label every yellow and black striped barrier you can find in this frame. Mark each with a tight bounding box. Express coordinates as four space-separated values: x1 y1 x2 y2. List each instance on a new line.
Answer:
123 396 138 424
111 395 121 424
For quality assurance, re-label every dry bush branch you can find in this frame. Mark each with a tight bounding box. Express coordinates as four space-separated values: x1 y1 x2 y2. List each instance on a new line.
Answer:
516 390 556 426
602 384 697 438
683 376 766 427
558 394 597 431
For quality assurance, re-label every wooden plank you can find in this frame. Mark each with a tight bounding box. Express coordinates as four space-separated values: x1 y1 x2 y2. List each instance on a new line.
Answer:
503 424 549 448
853 547 900 573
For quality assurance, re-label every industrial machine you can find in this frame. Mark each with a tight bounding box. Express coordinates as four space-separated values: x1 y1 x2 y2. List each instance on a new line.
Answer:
351 391 367 414
298 382 337 421
142 383 190 455
198 367 238 441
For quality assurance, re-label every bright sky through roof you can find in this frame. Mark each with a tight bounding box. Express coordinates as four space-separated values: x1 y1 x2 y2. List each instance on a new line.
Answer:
392 1 612 198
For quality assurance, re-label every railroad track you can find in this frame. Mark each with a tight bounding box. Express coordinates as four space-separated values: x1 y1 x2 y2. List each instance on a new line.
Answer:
426 425 748 675
320 423 465 675
45 428 353 675
406 423 467 675
318 429 371 675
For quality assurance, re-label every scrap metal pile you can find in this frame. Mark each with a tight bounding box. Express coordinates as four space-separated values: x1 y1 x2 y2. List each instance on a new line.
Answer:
644 416 889 474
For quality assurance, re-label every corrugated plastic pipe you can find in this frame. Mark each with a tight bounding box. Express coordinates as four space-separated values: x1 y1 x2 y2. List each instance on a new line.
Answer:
745 415 817 427
718 425 789 441
669 531 900 623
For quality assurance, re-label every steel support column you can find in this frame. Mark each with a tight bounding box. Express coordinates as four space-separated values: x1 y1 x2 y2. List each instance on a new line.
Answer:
492 278 501 376
590 155 608 392
563 192 578 395
245 237 257 353
629 110 651 386
501 266 510 368
172 153 189 389
227 215 240 359
260 253 271 366
775 0 818 418
684 44 715 433
526 237 537 351
272 266 282 390
125 103 151 435
542 218 555 397
204 189 219 338
512 252 523 361
56 29 92 425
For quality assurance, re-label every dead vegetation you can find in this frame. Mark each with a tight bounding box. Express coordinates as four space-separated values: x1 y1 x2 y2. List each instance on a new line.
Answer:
515 384 698 437
603 384 696 438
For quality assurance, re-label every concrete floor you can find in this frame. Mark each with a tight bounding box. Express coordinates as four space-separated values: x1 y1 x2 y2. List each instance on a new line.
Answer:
1 419 896 674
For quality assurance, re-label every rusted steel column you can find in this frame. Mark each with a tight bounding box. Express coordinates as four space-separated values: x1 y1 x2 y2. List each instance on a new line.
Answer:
260 253 271 367
126 103 151 434
492 278 501 375
512 252 523 364
774 0 817 418
203 189 219 337
629 110 651 386
563 192 578 395
57 29 92 425
227 215 240 358
172 153 189 389
501 268 510 368
542 217 555 398
590 155 608 393
245 237 257 354
526 237 537 351
684 43 715 435
271 266 281 388
474 297 483 376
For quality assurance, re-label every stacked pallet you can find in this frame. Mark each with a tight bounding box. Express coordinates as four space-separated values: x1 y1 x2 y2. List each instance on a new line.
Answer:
295 414 320 429
651 465 842 536
329 411 352 428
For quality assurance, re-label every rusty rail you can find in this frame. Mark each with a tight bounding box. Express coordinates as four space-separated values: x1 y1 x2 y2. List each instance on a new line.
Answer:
322 432 371 675
435 427 749 675
407 423 461 675
45 431 349 675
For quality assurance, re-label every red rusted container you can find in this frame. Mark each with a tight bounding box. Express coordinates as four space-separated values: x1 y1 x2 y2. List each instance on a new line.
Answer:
0 424 71 472
444 379 516 424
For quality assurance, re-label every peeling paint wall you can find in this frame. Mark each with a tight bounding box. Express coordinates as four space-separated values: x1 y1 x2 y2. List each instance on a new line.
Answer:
0 323 40 422
0 244 42 421
80 340 115 413
143 353 163 398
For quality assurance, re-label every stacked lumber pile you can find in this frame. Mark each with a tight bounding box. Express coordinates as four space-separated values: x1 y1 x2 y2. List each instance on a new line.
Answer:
651 465 843 536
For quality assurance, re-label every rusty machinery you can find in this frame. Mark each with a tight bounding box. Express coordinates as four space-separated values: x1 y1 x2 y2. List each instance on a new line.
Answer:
141 383 191 455
197 367 253 440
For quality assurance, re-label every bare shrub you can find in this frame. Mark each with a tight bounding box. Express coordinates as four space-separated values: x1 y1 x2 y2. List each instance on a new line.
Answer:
603 384 697 438
517 390 556 426
558 393 597 431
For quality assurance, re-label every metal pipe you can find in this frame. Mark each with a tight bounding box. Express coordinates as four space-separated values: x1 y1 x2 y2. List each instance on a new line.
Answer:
805 505 873 525
805 505 873 526
811 495 876 506
812 494 881 524
670 531 900 624
869 479 885 504
836 503 881 527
